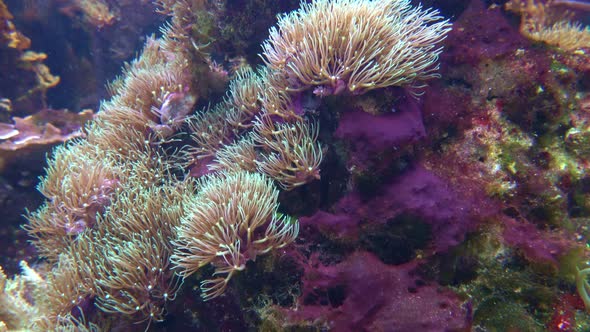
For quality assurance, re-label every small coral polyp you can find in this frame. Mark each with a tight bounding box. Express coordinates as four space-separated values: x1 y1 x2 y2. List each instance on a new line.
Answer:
262 0 451 96
253 120 323 190
171 171 299 300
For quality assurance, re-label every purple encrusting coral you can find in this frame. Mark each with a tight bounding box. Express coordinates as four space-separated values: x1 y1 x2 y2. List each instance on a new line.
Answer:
301 165 487 252
502 217 575 265
335 101 425 162
279 251 471 331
